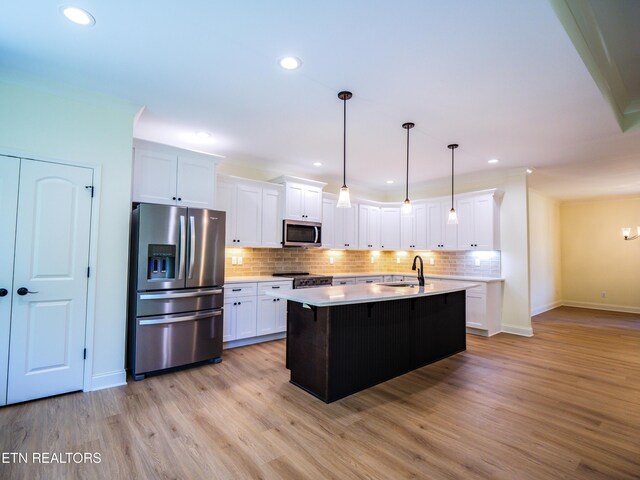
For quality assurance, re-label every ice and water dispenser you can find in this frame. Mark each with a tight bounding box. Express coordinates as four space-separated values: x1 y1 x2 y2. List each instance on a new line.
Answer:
147 244 176 280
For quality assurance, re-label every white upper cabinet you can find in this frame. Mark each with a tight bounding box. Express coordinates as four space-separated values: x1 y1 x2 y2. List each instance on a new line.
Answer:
235 183 262 246
427 199 458 250
321 197 336 248
216 176 283 248
400 203 427 250
323 195 359 249
380 207 401 250
358 205 381 250
272 176 326 223
261 187 283 248
132 142 217 208
336 202 359 249
175 154 217 208
456 191 502 250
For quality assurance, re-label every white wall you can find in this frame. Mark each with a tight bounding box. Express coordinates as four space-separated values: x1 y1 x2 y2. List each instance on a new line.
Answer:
499 172 532 335
528 189 562 315
0 72 139 389
561 196 640 313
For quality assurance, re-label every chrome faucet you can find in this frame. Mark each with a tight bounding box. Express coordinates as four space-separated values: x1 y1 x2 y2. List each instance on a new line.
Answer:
412 255 425 286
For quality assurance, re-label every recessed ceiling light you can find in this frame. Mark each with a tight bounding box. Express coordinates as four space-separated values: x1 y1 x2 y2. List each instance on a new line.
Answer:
195 131 211 139
488 158 499 164
313 162 322 167
526 168 533 174
61 6 95 26
386 180 394 184
279 56 302 70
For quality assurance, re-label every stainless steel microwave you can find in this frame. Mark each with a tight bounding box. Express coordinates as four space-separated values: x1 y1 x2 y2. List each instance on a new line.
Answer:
283 220 322 247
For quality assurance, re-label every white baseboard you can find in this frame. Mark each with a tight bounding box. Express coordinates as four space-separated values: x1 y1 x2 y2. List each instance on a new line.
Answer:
561 301 640 315
224 332 286 350
531 300 562 316
501 324 534 337
88 370 127 392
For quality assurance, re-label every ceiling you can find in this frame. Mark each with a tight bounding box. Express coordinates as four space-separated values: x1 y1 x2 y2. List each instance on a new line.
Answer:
1 0 639 201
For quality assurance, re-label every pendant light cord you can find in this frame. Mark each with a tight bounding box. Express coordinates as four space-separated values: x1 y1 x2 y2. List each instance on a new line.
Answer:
342 96 347 188
405 127 410 201
450 147 455 209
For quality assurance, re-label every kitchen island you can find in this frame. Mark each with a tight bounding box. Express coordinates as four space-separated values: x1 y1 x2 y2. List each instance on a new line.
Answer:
266 280 477 403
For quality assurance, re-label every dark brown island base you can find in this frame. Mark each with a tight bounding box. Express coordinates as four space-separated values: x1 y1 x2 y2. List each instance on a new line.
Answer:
276 285 469 403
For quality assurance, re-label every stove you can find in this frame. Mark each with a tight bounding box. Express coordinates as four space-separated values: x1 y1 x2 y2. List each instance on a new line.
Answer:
272 272 333 289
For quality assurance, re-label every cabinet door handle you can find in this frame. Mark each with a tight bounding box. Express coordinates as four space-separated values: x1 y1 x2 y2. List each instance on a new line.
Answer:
272 286 280 289
232 288 241 292
172 196 176 200
17 287 38 296
0 288 7 297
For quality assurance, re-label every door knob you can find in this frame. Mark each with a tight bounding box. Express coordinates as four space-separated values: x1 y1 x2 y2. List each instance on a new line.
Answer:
0 288 7 297
17 287 38 296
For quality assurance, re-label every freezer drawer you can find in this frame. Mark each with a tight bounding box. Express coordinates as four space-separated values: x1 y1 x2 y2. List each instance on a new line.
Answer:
133 308 223 375
136 287 223 317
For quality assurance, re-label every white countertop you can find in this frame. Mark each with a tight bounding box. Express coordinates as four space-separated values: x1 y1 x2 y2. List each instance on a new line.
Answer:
329 272 504 283
225 276 293 284
264 280 478 307
424 274 504 283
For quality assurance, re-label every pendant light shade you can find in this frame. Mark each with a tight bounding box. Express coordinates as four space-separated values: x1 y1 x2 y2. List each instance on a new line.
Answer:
336 91 352 208
401 122 415 215
447 144 459 225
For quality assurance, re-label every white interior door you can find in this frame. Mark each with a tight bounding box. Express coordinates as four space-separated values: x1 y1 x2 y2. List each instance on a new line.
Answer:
7 160 93 404
0 156 20 406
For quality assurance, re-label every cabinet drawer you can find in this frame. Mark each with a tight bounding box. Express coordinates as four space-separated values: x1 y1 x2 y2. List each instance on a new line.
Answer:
258 281 293 295
466 283 487 295
356 276 384 284
333 277 355 286
225 283 257 298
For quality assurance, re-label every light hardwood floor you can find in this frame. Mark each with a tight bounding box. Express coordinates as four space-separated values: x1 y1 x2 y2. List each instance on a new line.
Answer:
1 306 639 479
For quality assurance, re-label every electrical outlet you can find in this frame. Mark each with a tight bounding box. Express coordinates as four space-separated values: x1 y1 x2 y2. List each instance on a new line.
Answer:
238 256 243 265
396 257 400 264
370 256 375 264
231 256 237 265
429 258 435 265
601 291 607 298
475 259 481 267
329 257 334 265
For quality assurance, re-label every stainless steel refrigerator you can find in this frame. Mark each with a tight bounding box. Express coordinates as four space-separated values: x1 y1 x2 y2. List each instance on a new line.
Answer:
128 203 225 380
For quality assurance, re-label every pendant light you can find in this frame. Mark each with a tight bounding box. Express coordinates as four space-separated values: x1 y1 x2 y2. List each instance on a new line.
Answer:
447 143 459 224
336 91 353 208
401 122 415 215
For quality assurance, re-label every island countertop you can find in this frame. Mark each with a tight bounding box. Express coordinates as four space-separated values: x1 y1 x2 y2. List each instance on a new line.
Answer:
264 280 478 307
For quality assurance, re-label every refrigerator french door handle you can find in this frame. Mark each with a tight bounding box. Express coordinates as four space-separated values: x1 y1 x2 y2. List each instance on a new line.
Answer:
139 309 223 326
139 288 223 300
179 215 186 279
188 215 195 279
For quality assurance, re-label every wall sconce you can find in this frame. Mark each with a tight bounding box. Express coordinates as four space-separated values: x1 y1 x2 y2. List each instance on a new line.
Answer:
622 226 640 241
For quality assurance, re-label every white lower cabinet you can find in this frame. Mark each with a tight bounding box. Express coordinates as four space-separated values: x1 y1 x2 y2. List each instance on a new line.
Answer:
257 281 289 335
356 276 384 285
333 277 356 286
383 275 404 282
224 283 258 341
424 278 503 336
224 280 291 346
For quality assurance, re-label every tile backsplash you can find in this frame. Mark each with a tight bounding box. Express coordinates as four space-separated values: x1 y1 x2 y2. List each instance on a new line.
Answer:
225 247 501 278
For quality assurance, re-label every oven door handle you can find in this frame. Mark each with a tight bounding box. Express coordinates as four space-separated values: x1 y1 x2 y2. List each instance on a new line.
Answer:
139 309 222 326
139 288 223 300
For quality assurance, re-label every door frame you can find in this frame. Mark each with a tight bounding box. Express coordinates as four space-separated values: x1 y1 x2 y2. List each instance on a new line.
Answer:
1 149 103 394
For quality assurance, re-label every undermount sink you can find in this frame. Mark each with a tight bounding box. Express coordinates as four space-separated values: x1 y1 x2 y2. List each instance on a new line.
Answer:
378 282 419 288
